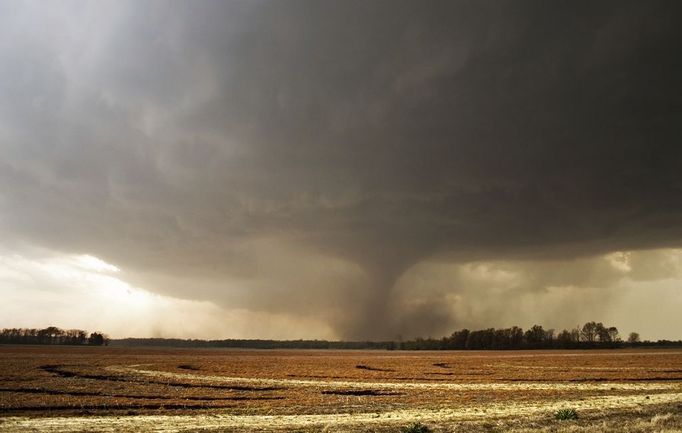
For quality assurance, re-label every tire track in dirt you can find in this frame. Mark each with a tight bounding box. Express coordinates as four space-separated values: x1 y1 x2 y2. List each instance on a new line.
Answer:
106 365 682 392
40 365 283 391
0 387 283 402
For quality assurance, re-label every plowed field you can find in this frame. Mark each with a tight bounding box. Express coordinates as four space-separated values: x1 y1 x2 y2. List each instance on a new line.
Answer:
1 346 681 432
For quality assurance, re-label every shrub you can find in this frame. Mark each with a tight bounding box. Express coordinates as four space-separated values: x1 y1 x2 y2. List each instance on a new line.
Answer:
555 408 579 420
401 422 432 433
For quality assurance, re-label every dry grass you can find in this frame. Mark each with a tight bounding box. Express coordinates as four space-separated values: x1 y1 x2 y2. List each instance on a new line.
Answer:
0 346 680 432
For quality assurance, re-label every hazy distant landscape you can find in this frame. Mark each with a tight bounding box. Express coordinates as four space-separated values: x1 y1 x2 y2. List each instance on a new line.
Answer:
4 322 682 351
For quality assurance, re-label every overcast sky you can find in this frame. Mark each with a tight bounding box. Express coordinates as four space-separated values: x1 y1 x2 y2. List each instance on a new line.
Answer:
1 1 681 340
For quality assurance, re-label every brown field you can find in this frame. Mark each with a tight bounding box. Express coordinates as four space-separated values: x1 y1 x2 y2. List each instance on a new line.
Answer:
0 346 681 432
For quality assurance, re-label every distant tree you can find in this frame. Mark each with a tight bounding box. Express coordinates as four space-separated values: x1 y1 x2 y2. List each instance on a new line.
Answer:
40 326 65 344
509 326 524 348
450 329 470 349
466 330 485 349
493 328 510 349
544 328 555 346
64 329 87 345
571 327 581 343
595 322 611 343
580 322 598 343
557 329 575 349
524 325 546 348
607 327 620 343
25 328 39 344
628 332 640 344
481 328 495 349
88 332 105 346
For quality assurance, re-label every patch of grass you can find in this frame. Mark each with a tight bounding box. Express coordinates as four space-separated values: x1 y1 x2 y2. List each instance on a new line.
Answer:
400 422 432 433
554 408 579 420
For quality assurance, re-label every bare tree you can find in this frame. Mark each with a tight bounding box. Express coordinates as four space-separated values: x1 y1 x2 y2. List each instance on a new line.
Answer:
580 321 598 343
607 327 619 343
595 322 610 343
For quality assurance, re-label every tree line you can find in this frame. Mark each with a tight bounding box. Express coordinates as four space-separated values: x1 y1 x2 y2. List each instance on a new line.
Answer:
112 338 391 350
398 321 630 350
0 327 109 346
112 321 680 350
4 322 680 350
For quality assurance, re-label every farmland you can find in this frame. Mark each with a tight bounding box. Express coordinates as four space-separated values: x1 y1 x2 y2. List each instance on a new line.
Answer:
0 346 681 432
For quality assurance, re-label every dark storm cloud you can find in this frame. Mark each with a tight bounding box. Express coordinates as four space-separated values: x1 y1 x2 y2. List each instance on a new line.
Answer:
1 1 681 338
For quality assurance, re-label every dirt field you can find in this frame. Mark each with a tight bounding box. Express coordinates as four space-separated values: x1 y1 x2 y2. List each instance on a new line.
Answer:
0 346 681 432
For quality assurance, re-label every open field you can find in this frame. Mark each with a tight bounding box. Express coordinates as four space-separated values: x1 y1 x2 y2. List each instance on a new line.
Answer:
1 346 681 432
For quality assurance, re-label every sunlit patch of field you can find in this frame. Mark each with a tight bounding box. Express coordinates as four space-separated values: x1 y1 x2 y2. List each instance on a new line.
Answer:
0 346 681 432
2 394 681 432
